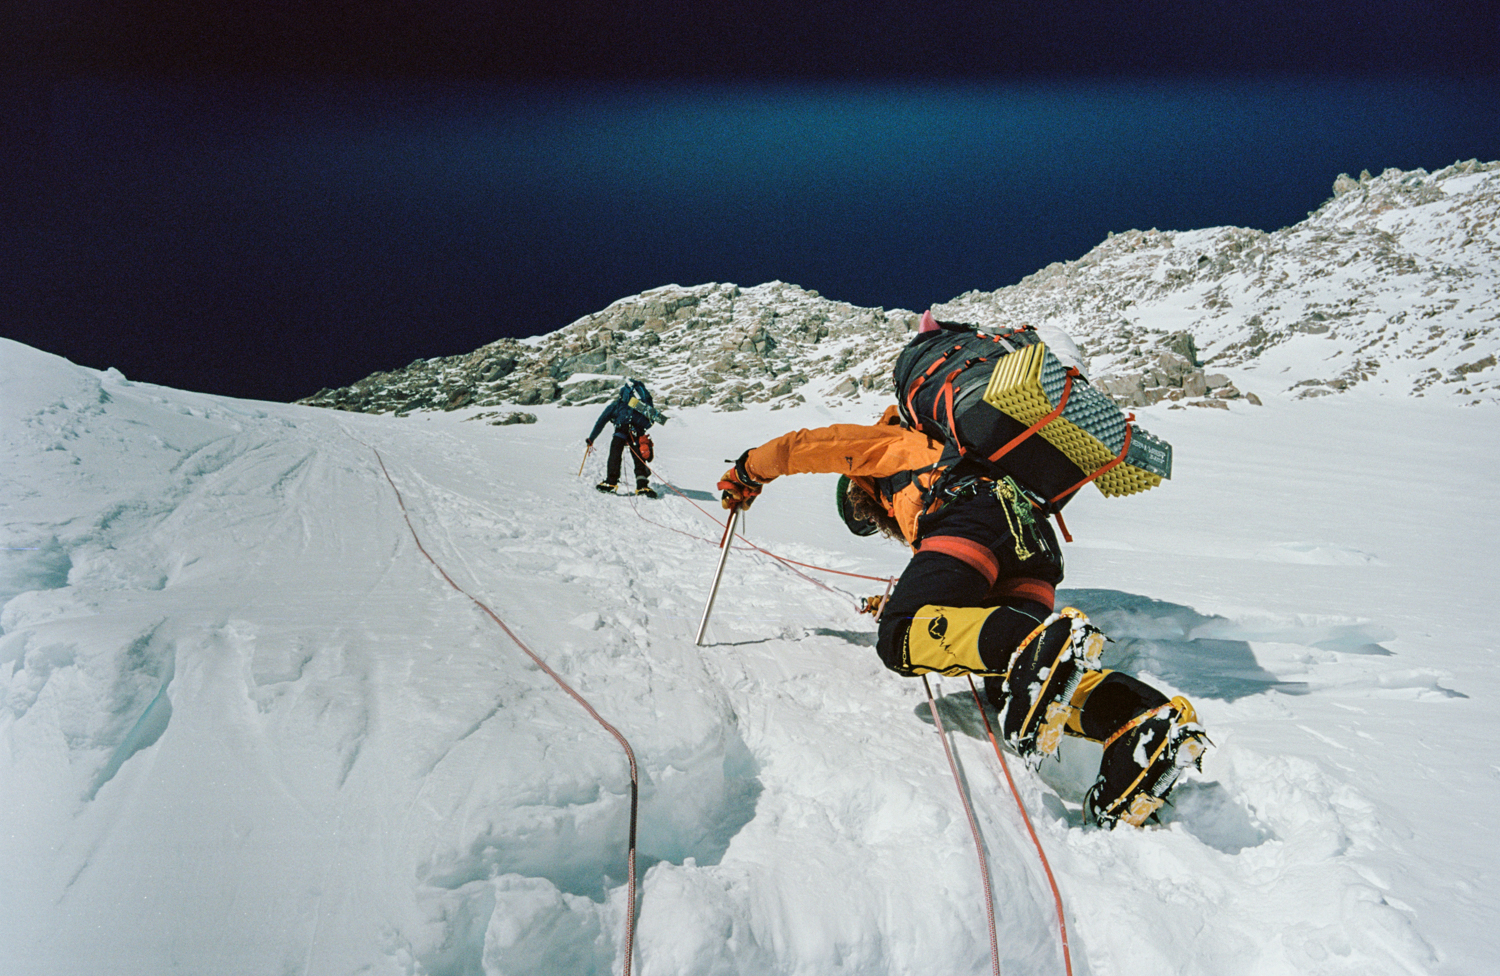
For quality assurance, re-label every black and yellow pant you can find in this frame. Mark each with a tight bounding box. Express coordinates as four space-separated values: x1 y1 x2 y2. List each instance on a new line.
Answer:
877 488 1064 676
875 489 1168 747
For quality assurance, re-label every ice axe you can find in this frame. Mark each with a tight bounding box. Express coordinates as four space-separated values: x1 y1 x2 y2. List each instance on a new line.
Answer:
577 442 594 477
694 505 741 646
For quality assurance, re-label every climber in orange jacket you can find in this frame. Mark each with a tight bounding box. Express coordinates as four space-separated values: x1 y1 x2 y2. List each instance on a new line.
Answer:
716 407 1208 828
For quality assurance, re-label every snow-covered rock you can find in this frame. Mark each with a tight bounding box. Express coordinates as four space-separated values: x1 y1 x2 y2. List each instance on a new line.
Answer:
298 281 919 414
299 161 1500 416
940 159 1500 405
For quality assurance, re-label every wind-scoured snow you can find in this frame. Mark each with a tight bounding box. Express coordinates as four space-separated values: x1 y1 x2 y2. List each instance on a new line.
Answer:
3 332 1496 975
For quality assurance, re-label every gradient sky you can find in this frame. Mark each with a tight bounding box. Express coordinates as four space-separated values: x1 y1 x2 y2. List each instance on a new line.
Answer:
4 3 1497 401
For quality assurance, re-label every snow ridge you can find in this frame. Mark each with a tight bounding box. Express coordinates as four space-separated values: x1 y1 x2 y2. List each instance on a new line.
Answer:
4 335 1499 974
940 159 1500 404
299 162 1499 417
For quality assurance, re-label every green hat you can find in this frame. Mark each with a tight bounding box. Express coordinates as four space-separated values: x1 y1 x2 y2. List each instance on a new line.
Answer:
835 475 878 537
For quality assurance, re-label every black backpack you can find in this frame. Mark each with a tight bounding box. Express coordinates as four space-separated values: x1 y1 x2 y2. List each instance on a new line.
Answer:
892 317 1171 511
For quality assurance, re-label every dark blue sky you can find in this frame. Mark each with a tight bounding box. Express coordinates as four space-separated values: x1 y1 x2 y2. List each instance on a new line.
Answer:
3 3 1498 401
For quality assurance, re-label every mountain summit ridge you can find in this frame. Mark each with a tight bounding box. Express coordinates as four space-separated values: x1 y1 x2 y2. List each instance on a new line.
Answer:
300 160 1500 415
940 158 1500 405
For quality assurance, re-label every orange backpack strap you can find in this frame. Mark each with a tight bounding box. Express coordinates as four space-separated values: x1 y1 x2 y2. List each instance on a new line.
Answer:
986 368 1079 464
1048 417 1135 506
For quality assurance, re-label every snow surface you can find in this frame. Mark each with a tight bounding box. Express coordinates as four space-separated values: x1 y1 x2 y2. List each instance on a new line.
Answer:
3 336 1497 975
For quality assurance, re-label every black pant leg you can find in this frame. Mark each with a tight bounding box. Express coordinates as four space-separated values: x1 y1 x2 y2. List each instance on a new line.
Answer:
605 435 626 484
630 444 650 488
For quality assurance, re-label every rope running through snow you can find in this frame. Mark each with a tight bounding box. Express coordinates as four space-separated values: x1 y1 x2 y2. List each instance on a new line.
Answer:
372 444 642 976
923 675 1004 976
613 446 1074 975
967 676 1075 976
626 453 898 605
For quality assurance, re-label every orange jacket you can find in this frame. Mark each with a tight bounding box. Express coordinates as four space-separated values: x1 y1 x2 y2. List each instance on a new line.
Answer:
741 406 944 544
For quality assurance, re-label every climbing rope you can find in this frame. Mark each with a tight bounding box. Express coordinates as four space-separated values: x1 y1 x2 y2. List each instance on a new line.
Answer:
370 444 642 976
924 675 1003 976
620 453 899 605
589 440 1073 976
967 675 1075 976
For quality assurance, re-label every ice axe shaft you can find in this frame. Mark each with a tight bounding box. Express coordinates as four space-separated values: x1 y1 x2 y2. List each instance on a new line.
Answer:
694 506 741 646
873 575 895 621
577 443 594 477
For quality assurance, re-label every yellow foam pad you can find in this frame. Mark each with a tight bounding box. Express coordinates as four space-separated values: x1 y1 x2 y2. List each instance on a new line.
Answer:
982 344 1163 498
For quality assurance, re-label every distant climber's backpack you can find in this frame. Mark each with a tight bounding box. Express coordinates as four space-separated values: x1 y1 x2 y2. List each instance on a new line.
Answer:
892 316 1172 510
619 379 667 426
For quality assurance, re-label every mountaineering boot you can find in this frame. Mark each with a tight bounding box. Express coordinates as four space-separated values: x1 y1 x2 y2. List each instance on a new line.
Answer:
1084 696 1209 828
998 608 1106 763
595 481 618 494
635 485 659 499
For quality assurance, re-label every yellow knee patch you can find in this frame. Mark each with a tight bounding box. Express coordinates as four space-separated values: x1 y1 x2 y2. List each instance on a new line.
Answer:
903 605 1002 676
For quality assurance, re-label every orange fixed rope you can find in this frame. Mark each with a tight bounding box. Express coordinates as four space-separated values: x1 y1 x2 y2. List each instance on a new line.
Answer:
631 457 898 589
967 675 1075 976
924 676 1003 976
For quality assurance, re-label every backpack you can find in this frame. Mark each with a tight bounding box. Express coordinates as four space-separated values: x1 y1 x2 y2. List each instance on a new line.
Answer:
619 380 667 427
892 316 1171 511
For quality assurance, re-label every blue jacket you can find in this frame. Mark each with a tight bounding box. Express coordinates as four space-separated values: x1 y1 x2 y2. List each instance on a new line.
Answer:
589 398 652 443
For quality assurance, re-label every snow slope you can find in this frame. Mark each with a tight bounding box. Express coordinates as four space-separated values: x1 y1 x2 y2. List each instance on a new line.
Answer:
3 336 1497 975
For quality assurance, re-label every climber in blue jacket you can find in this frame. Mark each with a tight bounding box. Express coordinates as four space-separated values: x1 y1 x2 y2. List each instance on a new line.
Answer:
586 380 663 498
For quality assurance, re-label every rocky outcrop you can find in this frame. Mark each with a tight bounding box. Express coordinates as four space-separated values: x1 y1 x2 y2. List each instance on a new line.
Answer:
463 410 538 426
937 159 1500 404
1090 339 1255 409
299 281 920 414
299 161 1500 415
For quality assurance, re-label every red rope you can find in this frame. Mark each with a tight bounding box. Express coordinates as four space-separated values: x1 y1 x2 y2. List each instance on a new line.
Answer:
967 676 1075 976
373 445 641 976
924 676 1003 976
582 451 874 602
618 455 897 599
600 445 1070 974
